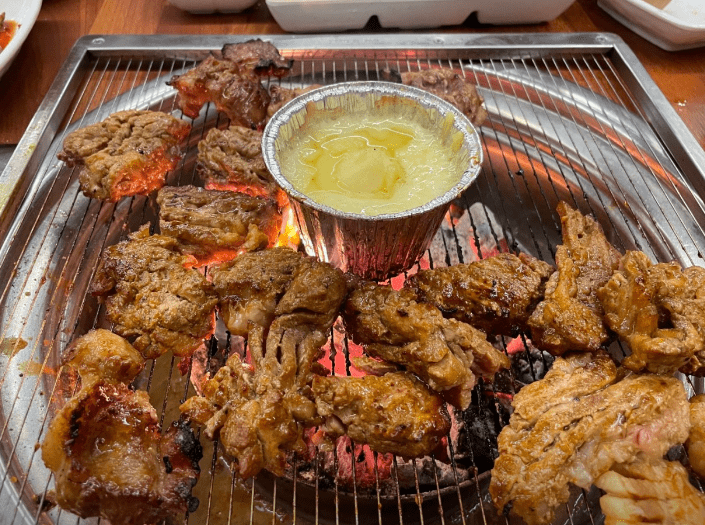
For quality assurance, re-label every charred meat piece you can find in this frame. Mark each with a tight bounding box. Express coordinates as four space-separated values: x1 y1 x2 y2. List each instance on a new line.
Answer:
266 84 322 119
42 330 202 525
197 125 287 206
527 202 621 354
343 278 510 410
406 252 553 336
221 39 293 78
168 40 290 128
57 110 190 201
157 185 281 265
90 225 217 359
489 351 691 525
687 394 705 479
595 455 705 525
183 248 348 478
598 250 705 375
401 68 488 127
312 371 450 458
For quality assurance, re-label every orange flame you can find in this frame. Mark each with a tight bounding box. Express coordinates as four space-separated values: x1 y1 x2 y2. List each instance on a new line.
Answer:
275 206 300 249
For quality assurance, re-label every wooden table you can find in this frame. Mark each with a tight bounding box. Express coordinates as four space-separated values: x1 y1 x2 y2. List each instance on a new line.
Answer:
1 0 704 148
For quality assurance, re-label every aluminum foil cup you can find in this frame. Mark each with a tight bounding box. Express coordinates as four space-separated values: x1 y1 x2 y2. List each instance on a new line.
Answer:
262 81 482 280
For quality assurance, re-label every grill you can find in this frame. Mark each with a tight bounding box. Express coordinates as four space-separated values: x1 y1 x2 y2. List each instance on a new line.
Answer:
1 33 705 525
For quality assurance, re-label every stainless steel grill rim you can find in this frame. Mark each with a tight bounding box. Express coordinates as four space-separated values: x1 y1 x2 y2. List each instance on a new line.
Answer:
0 33 704 525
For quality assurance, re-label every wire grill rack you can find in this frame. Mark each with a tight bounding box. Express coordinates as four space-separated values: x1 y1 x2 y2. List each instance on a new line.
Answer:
1 33 705 525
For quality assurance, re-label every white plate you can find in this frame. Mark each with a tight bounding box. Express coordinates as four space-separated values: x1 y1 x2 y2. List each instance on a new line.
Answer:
266 0 576 33
0 0 42 79
599 0 705 51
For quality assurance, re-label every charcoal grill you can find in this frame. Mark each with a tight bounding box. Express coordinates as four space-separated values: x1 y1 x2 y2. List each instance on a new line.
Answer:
1 33 705 525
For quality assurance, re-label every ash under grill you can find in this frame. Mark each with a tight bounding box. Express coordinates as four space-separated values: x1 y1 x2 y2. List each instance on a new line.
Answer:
1 34 705 525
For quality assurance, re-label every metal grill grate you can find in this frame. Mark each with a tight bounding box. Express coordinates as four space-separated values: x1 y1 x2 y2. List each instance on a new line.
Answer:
1 33 705 525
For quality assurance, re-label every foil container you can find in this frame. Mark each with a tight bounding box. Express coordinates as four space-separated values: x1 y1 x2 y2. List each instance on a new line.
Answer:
262 81 482 280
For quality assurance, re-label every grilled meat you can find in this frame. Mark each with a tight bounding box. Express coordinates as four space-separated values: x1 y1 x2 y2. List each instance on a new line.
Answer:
406 252 553 336
42 330 202 525
489 351 691 525
312 371 450 458
266 84 322 119
527 202 621 354
401 68 488 127
209 246 305 336
157 185 281 265
90 225 218 359
168 39 290 128
196 125 287 206
183 248 348 478
595 455 705 525
343 278 510 410
598 250 705 375
57 110 190 201
221 39 293 78
687 394 705 479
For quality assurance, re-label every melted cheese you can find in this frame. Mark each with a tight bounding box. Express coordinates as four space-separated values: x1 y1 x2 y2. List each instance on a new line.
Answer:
279 113 464 216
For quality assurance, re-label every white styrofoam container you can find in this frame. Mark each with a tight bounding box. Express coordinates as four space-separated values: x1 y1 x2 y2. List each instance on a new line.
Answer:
265 0 577 33
598 0 705 51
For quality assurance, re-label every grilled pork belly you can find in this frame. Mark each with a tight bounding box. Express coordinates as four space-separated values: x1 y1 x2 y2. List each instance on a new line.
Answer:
687 394 705 479
489 351 691 525
595 455 705 525
343 278 510 410
42 329 202 525
183 248 348 478
527 202 621 354
57 110 190 201
168 39 291 128
90 225 218 359
312 371 451 459
157 184 281 265
401 68 488 127
406 252 553 336
598 250 705 376
266 84 322 119
196 125 287 206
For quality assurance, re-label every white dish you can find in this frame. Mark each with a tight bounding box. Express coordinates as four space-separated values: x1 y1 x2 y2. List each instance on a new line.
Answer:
265 0 576 33
167 0 258 14
599 0 705 51
0 0 42 80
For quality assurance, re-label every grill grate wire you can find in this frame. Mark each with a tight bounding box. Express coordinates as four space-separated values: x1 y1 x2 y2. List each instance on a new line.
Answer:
1 37 705 525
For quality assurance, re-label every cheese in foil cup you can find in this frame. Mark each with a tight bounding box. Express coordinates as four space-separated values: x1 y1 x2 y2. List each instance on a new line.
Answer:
262 81 482 280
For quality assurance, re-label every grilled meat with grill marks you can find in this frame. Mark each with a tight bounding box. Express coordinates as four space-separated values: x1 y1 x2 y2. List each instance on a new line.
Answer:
489 351 691 525
527 202 621 354
90 225 217 359
157 185 281 265
598 250 705 375
197 125 287 206
343 278 510 410
183 248 348 478
406 252 553 336
401 68 488 127
312 371 451 458
57 110 190 201
595 455 705 525
42 330 202 525
168 39 290 128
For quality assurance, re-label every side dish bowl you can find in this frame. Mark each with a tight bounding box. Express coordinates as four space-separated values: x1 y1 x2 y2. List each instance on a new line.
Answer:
262 81 482 281
0 0 42 80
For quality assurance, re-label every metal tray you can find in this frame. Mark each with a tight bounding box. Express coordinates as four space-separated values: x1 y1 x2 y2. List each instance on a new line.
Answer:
1 33 705 525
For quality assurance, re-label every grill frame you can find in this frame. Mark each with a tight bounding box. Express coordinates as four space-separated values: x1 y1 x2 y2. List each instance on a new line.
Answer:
1 33 705 525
